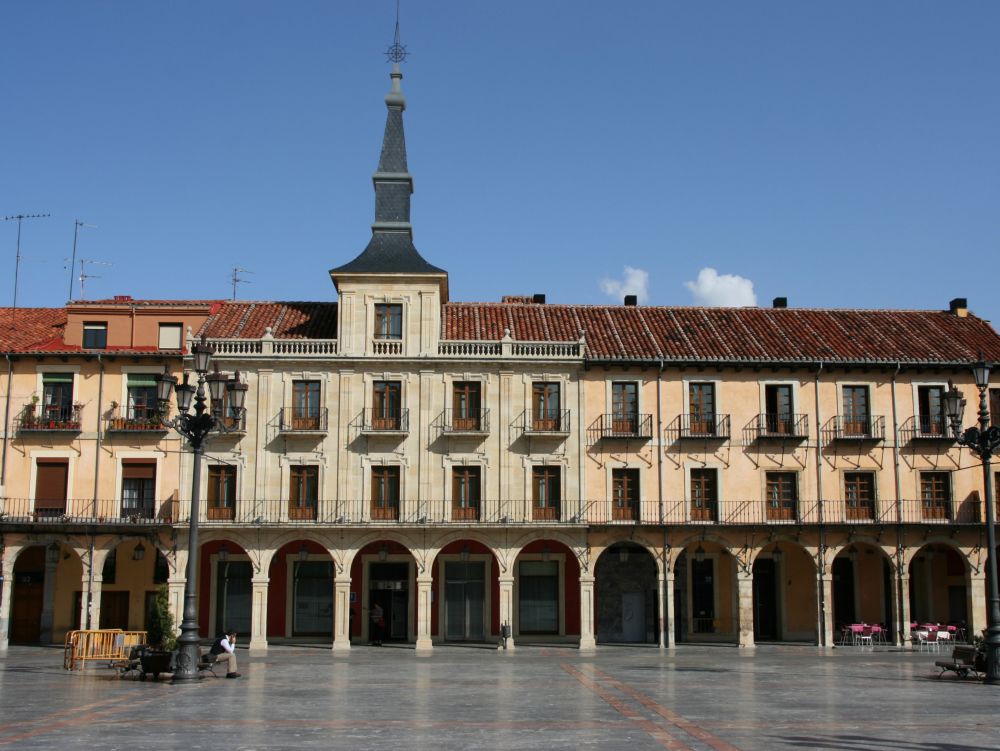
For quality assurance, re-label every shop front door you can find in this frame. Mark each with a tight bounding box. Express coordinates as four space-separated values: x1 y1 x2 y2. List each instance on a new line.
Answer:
444 561 486 641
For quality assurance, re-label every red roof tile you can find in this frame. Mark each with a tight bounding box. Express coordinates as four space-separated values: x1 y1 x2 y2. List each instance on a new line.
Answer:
0 308 67 352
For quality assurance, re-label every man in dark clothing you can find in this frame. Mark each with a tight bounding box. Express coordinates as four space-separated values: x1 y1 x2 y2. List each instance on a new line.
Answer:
209 629 241 678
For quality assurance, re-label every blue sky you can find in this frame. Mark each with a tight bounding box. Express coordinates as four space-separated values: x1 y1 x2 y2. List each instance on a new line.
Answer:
2 2 999 324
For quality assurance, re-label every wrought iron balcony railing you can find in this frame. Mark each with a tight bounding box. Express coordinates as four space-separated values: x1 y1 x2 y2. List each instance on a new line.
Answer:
899 414 954 443
17 404 83 432
752 413 809 440
105 406 167 433
588 413 653 441
440 408 490 434
523 409 571 435
360 408 410 433
829 415 885 441
0 497 176 524
677 413 731 439
279 407 329 433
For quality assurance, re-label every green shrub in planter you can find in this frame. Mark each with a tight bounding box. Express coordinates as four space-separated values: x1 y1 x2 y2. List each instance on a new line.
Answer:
147 583 177 652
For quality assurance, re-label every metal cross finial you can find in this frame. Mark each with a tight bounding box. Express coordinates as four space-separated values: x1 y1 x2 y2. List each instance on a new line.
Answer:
385 0 408 63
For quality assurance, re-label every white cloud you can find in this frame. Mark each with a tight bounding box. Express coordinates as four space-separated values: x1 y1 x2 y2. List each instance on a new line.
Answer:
601 266 650 304
684 268 757 307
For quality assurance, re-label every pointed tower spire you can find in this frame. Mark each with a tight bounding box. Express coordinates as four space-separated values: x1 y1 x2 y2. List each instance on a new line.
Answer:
329 29 447 295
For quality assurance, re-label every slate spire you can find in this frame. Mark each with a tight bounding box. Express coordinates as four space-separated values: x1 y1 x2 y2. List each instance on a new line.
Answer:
329 63 446 280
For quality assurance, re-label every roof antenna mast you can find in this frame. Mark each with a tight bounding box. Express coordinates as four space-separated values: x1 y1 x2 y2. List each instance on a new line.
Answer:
78 257 112 300
231 266 253 300
3 212 50 326
69 220 97 301
385 0 408 63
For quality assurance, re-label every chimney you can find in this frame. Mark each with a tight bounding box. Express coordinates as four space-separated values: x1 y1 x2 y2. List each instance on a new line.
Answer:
949 298 968 317
772 297 787 309
532 293 546 304
624 295 637 307
114 295 134 302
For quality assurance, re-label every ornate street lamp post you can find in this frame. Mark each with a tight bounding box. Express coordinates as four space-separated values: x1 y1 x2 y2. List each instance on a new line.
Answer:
943 360 1000 685
156 336 246 683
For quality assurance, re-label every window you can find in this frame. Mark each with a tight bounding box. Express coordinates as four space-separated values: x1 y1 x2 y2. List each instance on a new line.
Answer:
126 374 159 421
41 372 74 423
158 323 183 350
842 385 870 436
373 381 402 430
371 466 400 520
611 382 638 434
764 384 793 434
208 465 237 520
689 382 716 435
452 466 481 520
690 468 718 521
292 380 321 430
289 465 319 520
844 472 876 520
83 322 108 349
532 382 561 430
374 303 402 340
122 460 156 519
920 471 951 520
532 466 561 521
612 468 639 521
452 382 482 431
35 459 69 517
917 386 945 436
765 471 797 520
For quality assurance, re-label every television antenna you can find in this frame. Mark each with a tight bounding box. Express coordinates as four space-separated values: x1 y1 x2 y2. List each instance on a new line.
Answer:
78 258 112 300
68 220 97 301
231 266 253 300
2 212 50 324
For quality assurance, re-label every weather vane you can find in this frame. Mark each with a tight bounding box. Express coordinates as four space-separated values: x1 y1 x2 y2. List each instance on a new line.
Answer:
385 0 408 63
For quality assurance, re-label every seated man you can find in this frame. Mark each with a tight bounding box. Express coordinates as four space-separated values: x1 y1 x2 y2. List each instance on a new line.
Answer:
209 629 241 678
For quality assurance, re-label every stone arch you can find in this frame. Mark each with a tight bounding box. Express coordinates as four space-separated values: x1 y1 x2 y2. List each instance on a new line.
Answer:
593 542 659 644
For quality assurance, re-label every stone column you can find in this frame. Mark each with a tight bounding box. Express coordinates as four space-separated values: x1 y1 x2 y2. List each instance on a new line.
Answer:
968 572 986 643
39 553 58 644
737 572 755 648
332 576 352 652
167 577 186 640
498 575 515 650
249 576 270 652
661 571 675 648
415 575 433 651
0 558 14 651
897 573 912 646
84 574 104 631
579 575 597 651
819 574 834 647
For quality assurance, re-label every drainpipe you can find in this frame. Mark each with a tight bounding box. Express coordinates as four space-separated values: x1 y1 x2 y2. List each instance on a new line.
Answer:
87 353 105 629
890 363 904 644
814 362 827 645
1 354 13 489
656 360 665 522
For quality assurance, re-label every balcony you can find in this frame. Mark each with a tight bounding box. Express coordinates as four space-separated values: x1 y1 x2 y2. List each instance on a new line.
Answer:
440 408 490 435
360 408 410 434
372 339 403 356
523 409 571 436
105 406 167 433
677 413 730 440
0 497 175 524
17 404 83 433
279 408 328 434
829 415 885 441
900 415 954 443
588 413 653 442
751 413 809 440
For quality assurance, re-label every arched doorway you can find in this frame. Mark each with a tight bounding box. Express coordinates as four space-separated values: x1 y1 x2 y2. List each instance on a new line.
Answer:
267 540 335 640
10 545 48 643
595 543 657 644
753 542 817 643
432 540 500 643
909 543 967 627
201 540 252 638
513 539 580 641
350 540 416 644
673 541 737 644
831 543 894 637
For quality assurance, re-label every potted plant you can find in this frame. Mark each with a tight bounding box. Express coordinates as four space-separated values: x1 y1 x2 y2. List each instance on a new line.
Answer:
140 583 177 680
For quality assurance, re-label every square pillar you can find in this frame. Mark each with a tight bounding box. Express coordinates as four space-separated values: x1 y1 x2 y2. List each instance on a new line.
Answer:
83 575 103 631
415 576 433 651
39 555 58 644
249 577 270 652
969 573 987 643
579 575 596 651
0 560 13 651
332 578 351 652
819 574 835 647
661 572 675 648
167 578 186 640
498 575 515 650
737 572 755 648
897 574 912 646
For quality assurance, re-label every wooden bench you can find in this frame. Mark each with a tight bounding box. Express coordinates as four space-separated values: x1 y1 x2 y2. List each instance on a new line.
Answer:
935 644 982 679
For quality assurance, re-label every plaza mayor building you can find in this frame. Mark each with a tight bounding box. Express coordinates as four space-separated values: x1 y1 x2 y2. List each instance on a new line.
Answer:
2 61 1000 654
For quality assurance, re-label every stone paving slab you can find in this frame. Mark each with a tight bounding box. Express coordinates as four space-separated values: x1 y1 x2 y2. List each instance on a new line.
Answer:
1 644 997 750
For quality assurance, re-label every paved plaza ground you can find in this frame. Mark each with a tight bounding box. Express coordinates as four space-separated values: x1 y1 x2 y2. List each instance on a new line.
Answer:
0 642 997 750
